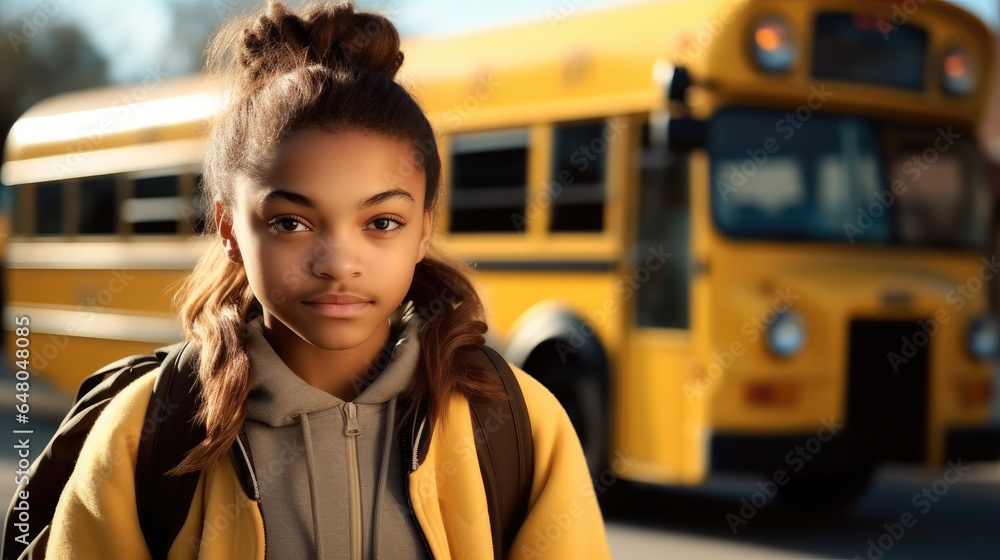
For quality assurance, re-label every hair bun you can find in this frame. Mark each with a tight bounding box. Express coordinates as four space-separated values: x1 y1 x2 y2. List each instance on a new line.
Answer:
238 0 404 88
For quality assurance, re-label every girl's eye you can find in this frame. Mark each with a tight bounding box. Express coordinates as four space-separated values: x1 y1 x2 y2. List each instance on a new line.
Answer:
366 215 406 234
266 214 405 235
267 215 309 234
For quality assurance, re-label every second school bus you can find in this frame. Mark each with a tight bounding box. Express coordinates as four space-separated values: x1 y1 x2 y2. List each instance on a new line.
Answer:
3 0 999 506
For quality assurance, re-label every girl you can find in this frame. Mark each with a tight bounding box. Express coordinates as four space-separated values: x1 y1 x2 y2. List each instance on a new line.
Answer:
43 1 613 559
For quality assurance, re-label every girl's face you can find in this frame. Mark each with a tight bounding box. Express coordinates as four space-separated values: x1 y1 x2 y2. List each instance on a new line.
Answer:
217 128 433 351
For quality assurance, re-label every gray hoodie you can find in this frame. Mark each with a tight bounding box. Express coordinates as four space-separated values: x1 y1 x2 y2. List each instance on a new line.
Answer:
242 300 430 560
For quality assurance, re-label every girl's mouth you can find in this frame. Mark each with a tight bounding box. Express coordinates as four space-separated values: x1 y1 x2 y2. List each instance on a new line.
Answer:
302 300 372 318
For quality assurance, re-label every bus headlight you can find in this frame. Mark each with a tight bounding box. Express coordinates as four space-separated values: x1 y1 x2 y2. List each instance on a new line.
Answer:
941 45 978 96
967 315 999 359
750 15 797 73
767 310 805 358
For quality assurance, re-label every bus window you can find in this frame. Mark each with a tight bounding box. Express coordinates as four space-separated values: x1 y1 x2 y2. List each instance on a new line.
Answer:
78 175 118 235
34 181 64 235
635 120 689 329
0 183 15 233
9 187 24 236
129 175 179 235
883 132 988 249
709 109 988 250
709 109 885 242
449 128 528 233
892 155 962 244
551 120 606 232
191 173 207 235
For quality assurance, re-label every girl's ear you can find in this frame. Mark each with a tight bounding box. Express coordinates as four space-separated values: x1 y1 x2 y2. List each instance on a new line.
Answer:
215 200 243 265
416 209 434 263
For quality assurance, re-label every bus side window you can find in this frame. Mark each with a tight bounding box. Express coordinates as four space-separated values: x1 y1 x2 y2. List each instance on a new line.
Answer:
190 173 207 235
635 120 690 329
551 120 606 232
1 182 20 234
34 181 64 236
129 174 179 235
449 128 529 233
78 175 118 235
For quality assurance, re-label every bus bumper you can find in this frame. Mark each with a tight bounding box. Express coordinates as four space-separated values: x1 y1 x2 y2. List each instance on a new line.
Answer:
709 432 854 474
945 426 1000 462
710 426 1000 474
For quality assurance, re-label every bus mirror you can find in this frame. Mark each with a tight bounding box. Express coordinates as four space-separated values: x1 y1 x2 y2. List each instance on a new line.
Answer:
668 66 692 102
666 117 706 151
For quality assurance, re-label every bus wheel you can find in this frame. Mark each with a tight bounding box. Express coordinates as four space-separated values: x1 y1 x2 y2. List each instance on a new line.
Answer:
777 466 875 511
524 344 608 484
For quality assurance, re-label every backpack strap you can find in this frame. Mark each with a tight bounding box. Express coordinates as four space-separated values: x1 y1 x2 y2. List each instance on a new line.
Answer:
134 340 205 559
128 340 532 560
466 344 534 560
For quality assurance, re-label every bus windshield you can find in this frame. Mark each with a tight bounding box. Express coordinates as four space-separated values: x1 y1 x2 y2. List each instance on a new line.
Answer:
708 108 990 251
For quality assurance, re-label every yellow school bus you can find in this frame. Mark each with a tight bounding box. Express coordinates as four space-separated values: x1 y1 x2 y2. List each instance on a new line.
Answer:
1 74 214 396
3 0 998 507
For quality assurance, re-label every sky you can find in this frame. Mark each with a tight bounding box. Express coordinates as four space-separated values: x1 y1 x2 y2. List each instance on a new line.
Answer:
1 0 998 83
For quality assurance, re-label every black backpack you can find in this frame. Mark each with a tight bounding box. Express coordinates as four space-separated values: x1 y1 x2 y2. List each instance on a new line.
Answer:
2 340 533 560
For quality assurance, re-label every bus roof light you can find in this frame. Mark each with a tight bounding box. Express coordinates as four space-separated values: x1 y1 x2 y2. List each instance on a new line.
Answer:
750 15 797 73
941 45 978 96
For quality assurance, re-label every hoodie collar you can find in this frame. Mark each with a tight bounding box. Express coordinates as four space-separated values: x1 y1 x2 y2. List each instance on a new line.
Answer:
243 300 424 427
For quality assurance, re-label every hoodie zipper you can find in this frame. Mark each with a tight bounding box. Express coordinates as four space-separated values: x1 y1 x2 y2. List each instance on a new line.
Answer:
237 413 429 560
237 426 267 558
235 430 260 499
411 416 426 471
402 407 434 559
343 402 363 560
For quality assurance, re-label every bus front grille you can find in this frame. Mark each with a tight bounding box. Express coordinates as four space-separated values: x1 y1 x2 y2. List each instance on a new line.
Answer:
846 319 929 463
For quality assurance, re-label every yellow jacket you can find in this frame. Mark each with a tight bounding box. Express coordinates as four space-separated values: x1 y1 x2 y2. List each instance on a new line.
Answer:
44 362 614 559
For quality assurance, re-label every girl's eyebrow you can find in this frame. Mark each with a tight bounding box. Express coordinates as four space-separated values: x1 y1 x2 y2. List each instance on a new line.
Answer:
356 187 415 210
261 187 415 210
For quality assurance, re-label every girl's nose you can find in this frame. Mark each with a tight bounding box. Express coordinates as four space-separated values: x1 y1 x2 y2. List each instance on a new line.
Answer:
308 234 361 279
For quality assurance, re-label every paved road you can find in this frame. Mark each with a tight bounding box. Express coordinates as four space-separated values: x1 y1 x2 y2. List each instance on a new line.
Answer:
601 464 1000 558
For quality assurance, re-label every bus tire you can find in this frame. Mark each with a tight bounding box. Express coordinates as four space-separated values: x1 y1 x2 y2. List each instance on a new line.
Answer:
523 342 608 487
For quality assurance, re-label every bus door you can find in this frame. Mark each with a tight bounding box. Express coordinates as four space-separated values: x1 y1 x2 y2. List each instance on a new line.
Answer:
620 112 708 484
